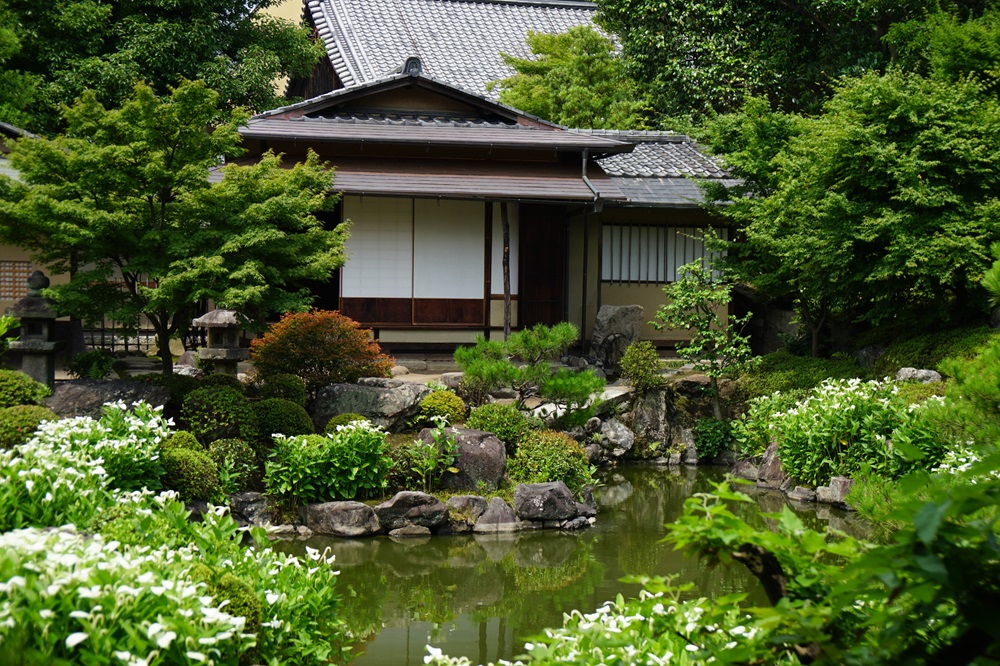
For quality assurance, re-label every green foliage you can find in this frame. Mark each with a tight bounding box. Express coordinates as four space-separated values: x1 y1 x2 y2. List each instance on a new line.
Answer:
324 412 371 433
417 390 467 427
508 430 594 493
255 397 315 444
180 386 259 445
160 446 222 503
208 438 259 495
0 81 347 374
654 259 758 419
409 420 461 493
538 368 606 428
199 372 246 392
163 430 203 452
65 348 115 379
264 422 390 505
491 25 651 129
873 326 999 378
734 350 863 401
0 313 18 359
619 340 666 393
729 390 807 458
0 404 56 449
466 403 533 456
0 0 323 133
142 372 202 416
190 564 262 634
455 322 580 408
0 368 50 408
706 67 1000 341
896 380 948 405
250 310 394 398
936 337 1000 447
692 418 732 460
255 372 308 407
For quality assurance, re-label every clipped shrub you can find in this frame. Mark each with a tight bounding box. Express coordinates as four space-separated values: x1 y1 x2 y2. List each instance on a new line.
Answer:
265 422 390 505
417 390 466 427
0 404 58 449
190 564 262 633
255 397 314 445
0 369 50 408
161 446 222 502
324 413 371 433
200 373 247 392
163 430 203 452
466 403 533 456
255 373 308 407
619 340 666 393
180 386 259 445
873 325 998 378
508 429 594 493
65 349 115 379
734 350 863 401
692 417 733 460
250 310 394 397
209 438 260 494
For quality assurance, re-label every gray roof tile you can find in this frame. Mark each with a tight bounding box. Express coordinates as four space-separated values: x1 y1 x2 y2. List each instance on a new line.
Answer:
307 0 596 97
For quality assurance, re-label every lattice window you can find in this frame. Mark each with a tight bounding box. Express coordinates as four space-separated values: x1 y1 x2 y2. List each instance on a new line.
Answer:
601 225 728 284
0 261 33 300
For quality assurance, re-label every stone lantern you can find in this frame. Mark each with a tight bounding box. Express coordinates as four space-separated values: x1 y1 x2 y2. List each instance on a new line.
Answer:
6 270 64 387
192 309 247 376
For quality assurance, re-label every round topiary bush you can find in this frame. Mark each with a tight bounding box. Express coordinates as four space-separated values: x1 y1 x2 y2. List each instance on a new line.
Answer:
0 369 50 408
160 446 221 502
249 310 394 397
466 403 532 456
180 387 259 445
417 390 466 426
620 340 666 393
199 373 246 392
162 430 203 452
208 438 260 493
0 405 58 449
255 373 308 407
255 398 314 441
508 429 593 492
324 413 371 433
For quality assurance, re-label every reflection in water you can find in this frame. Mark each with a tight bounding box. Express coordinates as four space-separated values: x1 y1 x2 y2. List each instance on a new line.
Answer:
275 465 865 666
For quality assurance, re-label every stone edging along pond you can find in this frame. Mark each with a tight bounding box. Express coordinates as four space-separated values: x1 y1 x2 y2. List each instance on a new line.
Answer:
227 480 597 541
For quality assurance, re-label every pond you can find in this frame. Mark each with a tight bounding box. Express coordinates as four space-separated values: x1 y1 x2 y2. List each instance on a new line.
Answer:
275 465 864 666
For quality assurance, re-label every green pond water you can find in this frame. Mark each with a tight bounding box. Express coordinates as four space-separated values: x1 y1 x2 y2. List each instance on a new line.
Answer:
275 465 864 666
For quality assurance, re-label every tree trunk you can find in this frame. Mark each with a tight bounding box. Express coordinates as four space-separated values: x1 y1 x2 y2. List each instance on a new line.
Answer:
153 317 174 375
501 202 512 339
709 375 724 421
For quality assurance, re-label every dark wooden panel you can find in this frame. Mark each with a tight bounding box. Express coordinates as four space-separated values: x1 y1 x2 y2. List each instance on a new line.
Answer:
341 297 412 326
413 299 449 324
413 299 484 325
378 298 413 324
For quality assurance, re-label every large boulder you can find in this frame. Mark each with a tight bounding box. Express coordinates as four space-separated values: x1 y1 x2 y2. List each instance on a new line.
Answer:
756 441 789 490
473 497 520 533
423 427 506 491
589 304 643 370
305 501 382 537
816 476 854 509
599 418 635 461
514 481 579 522
310 378 431 432
374 491 450 531
228 492 276 526
896 367 943 384
46 379 171 419
447 495 488 533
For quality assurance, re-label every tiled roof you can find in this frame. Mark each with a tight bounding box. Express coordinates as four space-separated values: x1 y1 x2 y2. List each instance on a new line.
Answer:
305 0 596 97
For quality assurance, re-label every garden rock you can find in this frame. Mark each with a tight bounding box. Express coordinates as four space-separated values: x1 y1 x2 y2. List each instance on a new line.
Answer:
628 389 674 449
447 495 488 532
601 418 635 459
473 497 520 533
375 491 450 531
787 486 818 503
427 427 506 491
311 378 431 433
816 476 854 509
46 379 171 419
896 367 943 384
176 351 198 367
514 481 579 522
757 441 789 489
229 492 275 526
678 427 698 464
389 525 432 538
732 459 759 481
440 372 463 391
305 501 382 537
590 304 643 370
852 344 885 370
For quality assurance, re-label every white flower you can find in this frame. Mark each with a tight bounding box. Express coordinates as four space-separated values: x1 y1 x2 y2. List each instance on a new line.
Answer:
156 630 177 649
65 632 88 648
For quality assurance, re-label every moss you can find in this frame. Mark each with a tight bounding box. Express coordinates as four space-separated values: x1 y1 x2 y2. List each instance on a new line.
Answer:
0 405 58 449
874 326 999 378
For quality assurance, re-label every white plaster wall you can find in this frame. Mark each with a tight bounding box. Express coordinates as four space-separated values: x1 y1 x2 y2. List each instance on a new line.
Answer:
341 196 413 298
413 199 485 299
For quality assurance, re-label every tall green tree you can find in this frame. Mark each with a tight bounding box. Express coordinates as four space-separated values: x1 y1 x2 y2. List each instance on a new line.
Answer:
2 0 322 134
595 0 987 121
0 81 349 374
491 25 651 129
0 0 37 128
